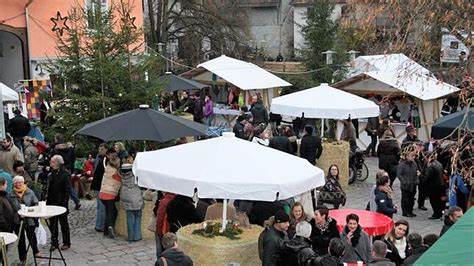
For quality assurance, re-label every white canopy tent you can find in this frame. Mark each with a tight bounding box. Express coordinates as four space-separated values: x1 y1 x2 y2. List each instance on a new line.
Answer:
271 83 380 136
133 132 325 229
196 55 292 91
0 82 19 102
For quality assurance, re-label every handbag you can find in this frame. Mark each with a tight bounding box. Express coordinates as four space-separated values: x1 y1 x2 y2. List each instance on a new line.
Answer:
147 214 157 232
318 189 346 206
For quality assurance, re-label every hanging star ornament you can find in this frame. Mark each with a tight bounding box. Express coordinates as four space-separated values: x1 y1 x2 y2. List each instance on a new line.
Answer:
51 11 69 36
121 15 137 29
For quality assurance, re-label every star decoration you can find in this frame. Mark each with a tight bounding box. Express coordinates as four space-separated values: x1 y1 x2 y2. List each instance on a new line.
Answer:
51 11 69 36
121 15 137 29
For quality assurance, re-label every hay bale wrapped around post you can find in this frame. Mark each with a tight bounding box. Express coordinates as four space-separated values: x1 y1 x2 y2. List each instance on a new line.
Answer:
176 223 263 266
317 141 350 190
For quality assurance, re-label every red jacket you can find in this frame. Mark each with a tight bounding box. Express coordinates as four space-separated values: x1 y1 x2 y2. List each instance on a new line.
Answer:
156 193 176 236
83 160 94 178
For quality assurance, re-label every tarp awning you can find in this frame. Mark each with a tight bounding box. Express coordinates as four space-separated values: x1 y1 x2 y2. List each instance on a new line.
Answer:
270 83 380 119
196 55 292 90
0 82 19 101
415 208 474 265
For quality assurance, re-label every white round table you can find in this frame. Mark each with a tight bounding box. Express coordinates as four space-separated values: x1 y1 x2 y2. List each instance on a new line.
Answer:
18 205 66 219
0 232 18 245
17 205 67 265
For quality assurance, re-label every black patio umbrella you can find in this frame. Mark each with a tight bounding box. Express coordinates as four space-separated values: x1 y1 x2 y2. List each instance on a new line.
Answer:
160 73 209 92
76 105 208 142
431 108 473 139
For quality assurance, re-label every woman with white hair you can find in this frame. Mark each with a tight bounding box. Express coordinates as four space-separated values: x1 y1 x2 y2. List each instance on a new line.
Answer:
46 154 71 251
282 221 316 265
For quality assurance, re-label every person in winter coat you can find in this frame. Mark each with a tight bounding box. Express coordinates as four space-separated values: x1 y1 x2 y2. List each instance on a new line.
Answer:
365 116 380 157
23 137 39 178
282 221 316 266
384 219 410 265
7 110 31 151
300 126 323 165
0 176 19 233
440 206 463 236
99 153 121 239
374 171 397 218
424 152 445 219
403 233 428 265
0 166 13 194
250 96 269 126
287 202 308 239
91 143 108 232
204 94 214 126
312 238 345 266
193 93 204 123
340 214 371 264
397 148 419 217
50 133 80 210
377 130 400 188
368 240 395 266
11 175 40 262
0 134 23 176
233 115 247 139
47 155 72 251
269 126 293 154
167 195 202 233
341 118 358 153
401 126 419 150
156 233 193 266
114 142 129 162
318 165 346 209
13 161 32 184
448 173 470 212
261 210 290 266
119 157 143 242
155 192 176 257
378 119 395 140
309 205 340 256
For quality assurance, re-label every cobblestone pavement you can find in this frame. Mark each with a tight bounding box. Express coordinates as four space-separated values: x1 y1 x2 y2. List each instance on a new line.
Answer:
8 157 445 265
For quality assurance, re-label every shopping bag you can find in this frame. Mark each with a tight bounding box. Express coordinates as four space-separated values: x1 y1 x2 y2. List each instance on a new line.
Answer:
36 223 47 246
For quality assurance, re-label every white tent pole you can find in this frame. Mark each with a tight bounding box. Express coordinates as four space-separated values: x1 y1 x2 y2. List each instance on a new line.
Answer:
222 199 228 231
320 118 324 138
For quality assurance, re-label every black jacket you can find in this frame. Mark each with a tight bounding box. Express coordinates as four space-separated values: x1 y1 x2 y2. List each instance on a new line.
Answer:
309 218 340 256
281 236 316 266
397 160 419 192
313 254 344 266
377 139 400 171
46 168 71 210
193 99 204 121
249 201 284 226
51 142 76 172
403 245 428 265
269 136 293 154
261 225 288 266
91 155 105 191
233 122 246 139
383 238 409 266
167 195 202 233
374 188 397 218
250 100 268 125
440 215 454 236
425 160 444 195
300 134 323 165
7 114 31 138
401 135 419 149
0 191 20 232
155 248 193 266
366 117 380 136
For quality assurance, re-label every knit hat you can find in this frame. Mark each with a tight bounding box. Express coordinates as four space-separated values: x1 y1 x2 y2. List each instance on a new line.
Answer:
274 210 290 223
13 175 25 183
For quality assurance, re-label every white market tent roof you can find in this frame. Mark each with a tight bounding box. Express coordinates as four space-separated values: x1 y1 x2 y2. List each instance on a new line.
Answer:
270 83 380 119
196 55 292 90
133 132 324 201
338 53 459 101
0 82 19 101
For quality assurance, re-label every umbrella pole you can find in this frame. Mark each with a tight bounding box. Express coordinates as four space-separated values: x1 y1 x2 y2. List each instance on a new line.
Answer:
143 141 146 152
222 199 228 231
320 118 324 138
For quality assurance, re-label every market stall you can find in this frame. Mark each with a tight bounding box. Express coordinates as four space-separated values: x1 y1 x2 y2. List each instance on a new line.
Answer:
270 83 380 188
181 55 292 127
333 53 459 147
133 132 325 265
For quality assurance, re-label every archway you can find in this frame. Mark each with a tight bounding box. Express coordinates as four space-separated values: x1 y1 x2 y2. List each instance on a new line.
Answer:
0 26 29 88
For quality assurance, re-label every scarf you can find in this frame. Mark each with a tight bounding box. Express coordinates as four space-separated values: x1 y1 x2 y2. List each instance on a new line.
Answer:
315 217 333 232
14 184 27 199
344 225 362 247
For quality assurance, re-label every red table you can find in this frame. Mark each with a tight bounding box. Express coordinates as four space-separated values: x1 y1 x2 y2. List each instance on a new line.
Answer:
329 209 394 236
